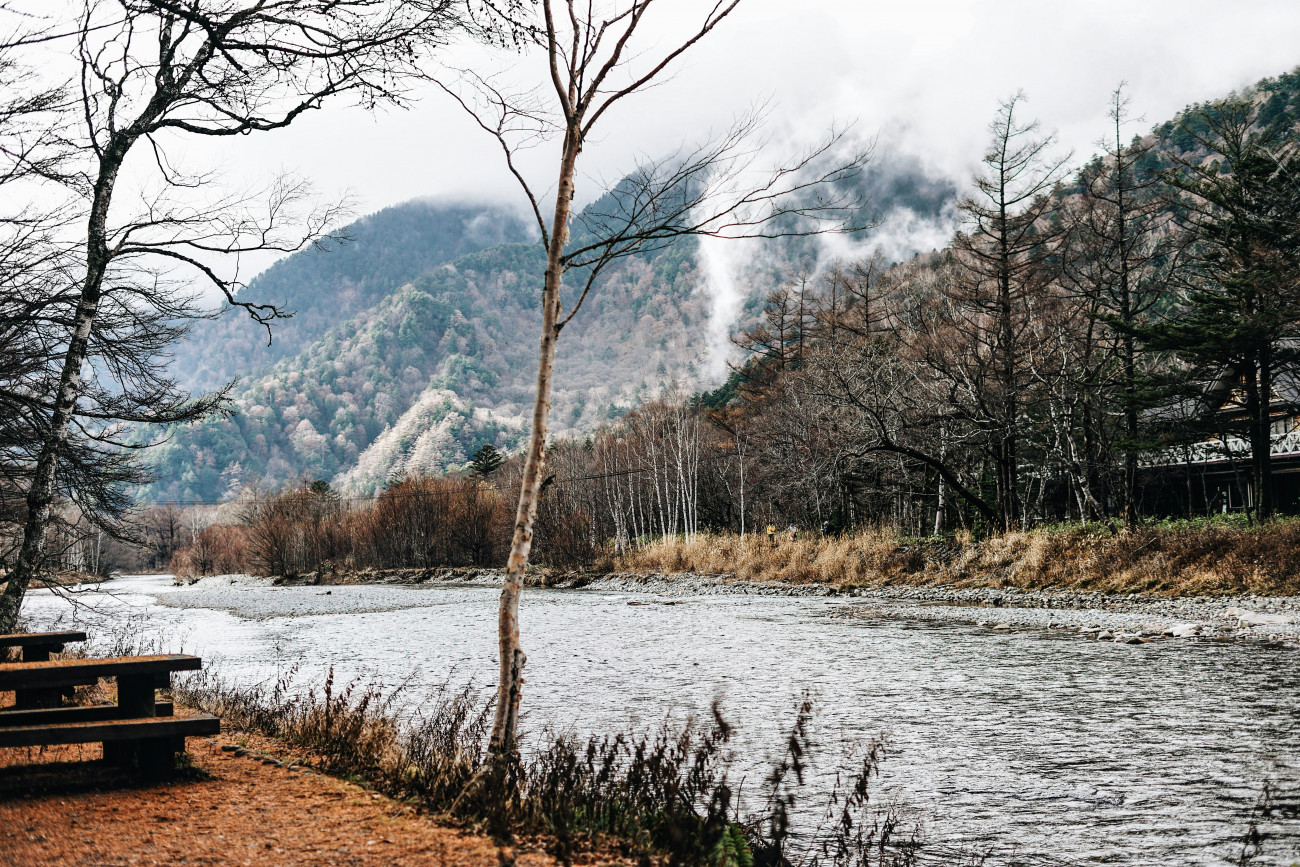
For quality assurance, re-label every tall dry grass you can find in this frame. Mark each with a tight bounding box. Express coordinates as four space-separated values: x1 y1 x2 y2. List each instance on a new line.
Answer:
613 527 938 586
612 517 1300 596
174 669 931 867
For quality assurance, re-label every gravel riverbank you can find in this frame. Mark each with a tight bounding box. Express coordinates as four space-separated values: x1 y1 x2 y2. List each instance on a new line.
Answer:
581 572 1300 648
255 566 1300 649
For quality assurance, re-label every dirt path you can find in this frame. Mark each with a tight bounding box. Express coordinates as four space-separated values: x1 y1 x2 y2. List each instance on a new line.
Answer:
1 733 561 867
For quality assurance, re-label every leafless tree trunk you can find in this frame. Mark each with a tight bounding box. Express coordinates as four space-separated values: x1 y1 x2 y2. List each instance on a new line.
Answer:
1061 84 1181 526
0 0 462 633
946 93 1070 530
448 0 868 755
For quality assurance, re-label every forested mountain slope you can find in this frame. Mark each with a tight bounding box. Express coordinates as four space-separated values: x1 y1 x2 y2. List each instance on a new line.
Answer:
144 149 959 502
150 55 1300 506
147 239 712 501
172 200 535 392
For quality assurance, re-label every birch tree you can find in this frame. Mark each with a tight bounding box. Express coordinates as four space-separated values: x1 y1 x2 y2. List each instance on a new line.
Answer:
447 0 868 756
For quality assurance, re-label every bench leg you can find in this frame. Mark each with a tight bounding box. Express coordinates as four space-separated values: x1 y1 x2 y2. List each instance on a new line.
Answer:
16 646 70 707
105 738 178 776
102 674 184 776
137 738 176 778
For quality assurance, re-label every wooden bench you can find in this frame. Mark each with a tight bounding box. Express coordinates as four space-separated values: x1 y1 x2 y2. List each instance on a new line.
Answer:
0 630 88 662
0 631 88 707
0 654 219 775
0 700 174 726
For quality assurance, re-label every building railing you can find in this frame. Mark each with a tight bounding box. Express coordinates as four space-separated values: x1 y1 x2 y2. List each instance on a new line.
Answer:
1139 429 1300 469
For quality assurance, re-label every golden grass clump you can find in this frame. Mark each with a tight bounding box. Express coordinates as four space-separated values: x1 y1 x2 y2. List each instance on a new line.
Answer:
610 517 1300 597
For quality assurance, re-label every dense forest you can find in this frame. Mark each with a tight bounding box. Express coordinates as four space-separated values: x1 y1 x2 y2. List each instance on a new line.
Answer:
13 55 1300 579
142 234 712 502
168 201 536 393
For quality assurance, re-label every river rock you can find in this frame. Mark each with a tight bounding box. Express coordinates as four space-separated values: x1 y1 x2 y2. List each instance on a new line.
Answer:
1226 607 1295 627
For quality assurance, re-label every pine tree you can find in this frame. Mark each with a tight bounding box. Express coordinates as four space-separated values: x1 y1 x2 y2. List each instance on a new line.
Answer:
1143 96 1300 520
470 444 505 477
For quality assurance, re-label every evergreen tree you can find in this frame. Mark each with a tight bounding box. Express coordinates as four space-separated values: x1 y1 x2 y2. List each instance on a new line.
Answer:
470 443 504 477
1144 96 1300 520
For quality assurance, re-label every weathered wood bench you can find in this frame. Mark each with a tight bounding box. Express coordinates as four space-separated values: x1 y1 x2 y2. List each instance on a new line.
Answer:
0 630 88 662
0 631 88 707
0 654 219 775
0 700 175 726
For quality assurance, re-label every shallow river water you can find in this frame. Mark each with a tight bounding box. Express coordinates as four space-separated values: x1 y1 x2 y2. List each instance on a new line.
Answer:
21 574 1300 866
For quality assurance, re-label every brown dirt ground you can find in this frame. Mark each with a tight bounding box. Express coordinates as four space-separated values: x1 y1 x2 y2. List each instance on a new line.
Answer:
0 710 598 867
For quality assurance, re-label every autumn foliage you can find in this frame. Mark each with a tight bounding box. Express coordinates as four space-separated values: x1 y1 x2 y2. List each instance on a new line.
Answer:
170 478 511 579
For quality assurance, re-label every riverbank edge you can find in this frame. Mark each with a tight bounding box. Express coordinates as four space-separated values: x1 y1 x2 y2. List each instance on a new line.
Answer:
233 566 1300 648
0 712 581 867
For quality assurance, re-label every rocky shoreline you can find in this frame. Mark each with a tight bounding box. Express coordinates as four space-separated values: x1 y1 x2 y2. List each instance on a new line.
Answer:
583 572 1300 649
232 566 1300 649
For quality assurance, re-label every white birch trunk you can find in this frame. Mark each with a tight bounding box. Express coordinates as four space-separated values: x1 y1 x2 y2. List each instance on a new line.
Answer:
489 123 580 755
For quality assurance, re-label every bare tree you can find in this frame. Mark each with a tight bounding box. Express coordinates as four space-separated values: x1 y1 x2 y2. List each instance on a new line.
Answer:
938 93 1071 530
0 0 466 632
445 0 869 755
0 11 106 575
1062 84 1182 524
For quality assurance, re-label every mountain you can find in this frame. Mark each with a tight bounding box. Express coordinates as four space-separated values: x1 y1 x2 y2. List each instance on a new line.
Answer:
171 200 536 393
146 237 714 501
143 148 961 503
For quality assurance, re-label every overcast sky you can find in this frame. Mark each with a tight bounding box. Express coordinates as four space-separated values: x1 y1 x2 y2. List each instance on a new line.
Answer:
11 0 1300 263
182 0 1300 226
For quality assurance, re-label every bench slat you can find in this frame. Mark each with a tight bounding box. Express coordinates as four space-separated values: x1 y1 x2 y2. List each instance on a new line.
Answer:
0 654 202 690
0 713 219 748
0 631 87 648
0 701 173 727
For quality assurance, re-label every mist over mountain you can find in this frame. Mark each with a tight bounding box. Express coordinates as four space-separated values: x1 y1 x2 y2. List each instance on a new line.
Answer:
143 63 1300 505
140 146 972 503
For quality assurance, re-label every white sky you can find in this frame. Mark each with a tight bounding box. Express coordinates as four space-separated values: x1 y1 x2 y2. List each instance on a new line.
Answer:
9 0 1300 258
188 0 1300 223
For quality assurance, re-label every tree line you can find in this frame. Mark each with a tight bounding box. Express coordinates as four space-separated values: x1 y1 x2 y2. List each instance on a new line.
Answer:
712 86 1300 535
486 85 1300 545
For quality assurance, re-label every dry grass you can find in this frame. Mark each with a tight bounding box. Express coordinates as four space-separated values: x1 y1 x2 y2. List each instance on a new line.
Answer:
611 517 1300 596
612 527 936 586
173 670 928 867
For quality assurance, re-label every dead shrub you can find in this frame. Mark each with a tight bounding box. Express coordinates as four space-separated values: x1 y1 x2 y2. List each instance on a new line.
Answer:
174 670 934 867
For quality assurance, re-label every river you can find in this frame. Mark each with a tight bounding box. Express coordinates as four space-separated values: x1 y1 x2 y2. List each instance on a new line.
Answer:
20 574 1300 866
